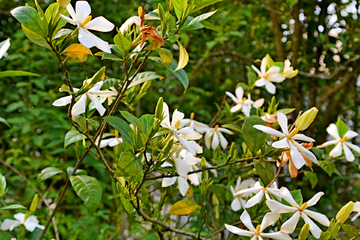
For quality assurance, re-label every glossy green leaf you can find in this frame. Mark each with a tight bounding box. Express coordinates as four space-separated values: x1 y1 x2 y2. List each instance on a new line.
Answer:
114 33 131 56
336 118 348 139
37 167 65 182
191 0 222 13
0 70 40 78
22 25 51 50
166 60 189 89
0 204 27 211
304 171 318 189
0 38 10 59
115 151 143 180
64 130 84 148
183 11 216 31
66 167 87 176
0 174 7 199
70 175 102 215
172 0 184 20
100 78 122 90
319 160 335 177
254 159 274 187
242 116 268 155
104 116 134 145
120 111 145 133
0 117 9 127
11 6 45 37
342 224 358 238
128 71 163 88
34 0 48 34
76 67 106 96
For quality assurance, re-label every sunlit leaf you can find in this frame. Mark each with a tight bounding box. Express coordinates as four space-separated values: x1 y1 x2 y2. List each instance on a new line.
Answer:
37 167 65 182
62 44 93 61
168 199 201 215
175 41 189 71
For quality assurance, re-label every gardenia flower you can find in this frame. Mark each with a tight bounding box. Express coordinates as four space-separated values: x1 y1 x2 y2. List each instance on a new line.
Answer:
225 210 291 240
96 131 123 148
234 181 281 208
60 1 115 53
351 201 360 221
254 112 318 170
161 102 202 155
251 57 286 94
317 123 360 162
282 60 298 78
280 142 313 178
1 213 44 232
120 10 160 33
226 87 264 117
261 113 278 129
230 177 255 211
53 80 116 117
204 125 233 150
266 187 330 238
179 112 210 134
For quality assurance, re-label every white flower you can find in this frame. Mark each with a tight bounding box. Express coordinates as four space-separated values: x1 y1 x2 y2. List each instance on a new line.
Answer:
179 112 210 134
282 60 298 78
251 57 286 94
317 123 360 162
266 187 330 238
60 1 115 53
204 125 233 150
161 102 202 155
53 80 116 117
225 210 291 240
254 112 318 170
234 181 281 208
1 213 44 232
226 87 264 116
351 201 360 221
230 177 256 211
120 10 160 33
96 131 123 148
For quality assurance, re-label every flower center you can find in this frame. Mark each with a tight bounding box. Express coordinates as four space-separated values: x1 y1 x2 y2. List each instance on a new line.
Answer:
255 225 261 235
81 15 92 27
299 202 307 211
214 124 219 131
241 97 247 104
115 130 119 139
340 136 348 143
174 120 181 129
287 128 299 139
190 112 195 120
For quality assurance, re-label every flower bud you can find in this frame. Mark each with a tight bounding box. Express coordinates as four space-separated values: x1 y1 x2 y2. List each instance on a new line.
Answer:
57 0 71 8
336 201 354 224
295 107 318 131
30 194 39 213
155 97 163 119
299 223 310 240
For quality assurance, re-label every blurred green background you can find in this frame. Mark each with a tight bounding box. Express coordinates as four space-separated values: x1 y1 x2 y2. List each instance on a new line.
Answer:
1 0 360 239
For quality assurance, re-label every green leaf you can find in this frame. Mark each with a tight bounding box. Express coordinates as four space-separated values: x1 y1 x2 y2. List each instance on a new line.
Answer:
76 67 106 96
201 20 218 31
183 11 217 31
37 167 65 182
66 167 87 176
167 60 189 89
173 0 184 20
157 48 173 68
191 0 222 13
104 116 134 145
95 52 123 62
0 174 7 199
120 111 145 133
342 224 358 238
0 70 40 78
336 118 348 139
168 199 201 215
34 0 48 35
114 33 132 56
158 3 167 38
304 171 318 189
246 66 257 87
221 124 242 132
21 24 51 50
0 117 9 127
318 160 335 177
120 193 135 216
64 130 84 148
0 204 27 211
100 78 122 90
0 38 10 59
175 41 189 71
128 71 163 88
290 189 303 206
275 108 296 115
115 151 143 180
11 6 45 37
254 159 274 186
70 175 102 215
242 116 268 155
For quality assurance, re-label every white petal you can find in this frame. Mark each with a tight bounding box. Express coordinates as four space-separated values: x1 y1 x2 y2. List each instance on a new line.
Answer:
277 112 289 135
78 27 95 49
279 187 300 208
261 232 291 240
204 130 213 149
225 224 254 237
351 212 360 222
255 78 266 87
260 57 267 74
267 66 281 75
177 127 202 140
226 91 240 103
329 142 343 158
306 191 324 207
230 104 242 113
303 209 330 226
253 125 285 138
284 59 290 68
260 212 280 232
235 87 244 100
345 130 358 139
188 172 199 186
177 177 189 196
326 124 341 140
120 16 141 33
288 142 306 169
14 213 25 223
24 216 44 232
85 16 114 32
161 102 171 129
234 187 262 197
162 177 177 187
241 105 251 117
317 140 339 148
253 98 264 108
292 134 315 142
218 127 233 135
345 142 360 154
266 199 297 213
172 110 185 128
231 198 242 211
211 132 220 150
66 3 78 22
280 211 301 234
174 157 190 177
83 29 111 53
60 14 77 25
353 201 360 212
239 178 255 190
98 138 113 148
267 73 286 82
272 138 290 148
109 138 122 147
72 94 87 116
265 81 276 94
0 219 21 231
218 132 228 150
343 143 355 162
240 211 256 232
193 121 210 133
293 141 318 164
87 93 106 116
75 0 91 24
301 212 323 238
245 190 264 208
53 95 72 106
252 65 262 76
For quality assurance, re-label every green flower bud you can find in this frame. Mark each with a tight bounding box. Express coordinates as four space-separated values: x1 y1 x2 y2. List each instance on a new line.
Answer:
155 97 163 119
57 0 71 8
295 107 318 131
299 223 310 240
336 201 354 224
30 194 38 213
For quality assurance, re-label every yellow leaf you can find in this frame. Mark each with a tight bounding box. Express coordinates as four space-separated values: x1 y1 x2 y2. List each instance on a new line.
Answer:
185 185 193 197
138 6 143 17
157 48 173 68
174 41 189 71
145 41 162 51
168 199 200 215
62 43 93 61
